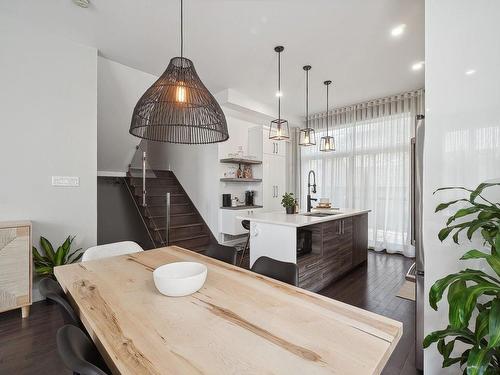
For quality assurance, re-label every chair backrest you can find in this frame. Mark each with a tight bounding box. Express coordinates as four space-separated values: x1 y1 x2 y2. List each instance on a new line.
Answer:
241 220 250 230
82 241 144 262
57 325 109 375
206 244 238 265
251 256 299 286
39 277 80 326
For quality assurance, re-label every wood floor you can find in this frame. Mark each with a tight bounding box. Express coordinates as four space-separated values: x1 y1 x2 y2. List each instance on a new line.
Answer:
0 250 418 375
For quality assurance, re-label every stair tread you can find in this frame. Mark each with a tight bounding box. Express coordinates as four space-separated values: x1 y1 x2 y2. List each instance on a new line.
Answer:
169 234 210 242
147 212 197 219
141 202 190 208
153 223 204 231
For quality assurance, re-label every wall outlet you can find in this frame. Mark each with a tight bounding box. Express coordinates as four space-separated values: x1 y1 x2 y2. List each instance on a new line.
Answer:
51 176 80 187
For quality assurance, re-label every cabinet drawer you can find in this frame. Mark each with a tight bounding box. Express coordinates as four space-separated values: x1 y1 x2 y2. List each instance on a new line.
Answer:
0 226 31 312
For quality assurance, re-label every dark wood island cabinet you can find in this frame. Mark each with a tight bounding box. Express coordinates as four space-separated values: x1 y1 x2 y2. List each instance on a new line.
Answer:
298 213 368 292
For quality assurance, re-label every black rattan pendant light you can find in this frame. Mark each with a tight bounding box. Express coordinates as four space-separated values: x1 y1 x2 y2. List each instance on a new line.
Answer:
298 65 316 146
319 80 335 152
269 46 290 140
129 0 228 144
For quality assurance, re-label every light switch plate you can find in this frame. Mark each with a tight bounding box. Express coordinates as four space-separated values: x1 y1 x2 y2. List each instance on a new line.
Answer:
52 176 80 187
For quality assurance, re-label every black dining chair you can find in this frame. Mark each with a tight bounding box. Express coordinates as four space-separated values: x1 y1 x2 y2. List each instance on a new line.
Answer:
57 324 109 375
39 277 80 326
251 256 299 286
206 243 238 265
238 220 251 266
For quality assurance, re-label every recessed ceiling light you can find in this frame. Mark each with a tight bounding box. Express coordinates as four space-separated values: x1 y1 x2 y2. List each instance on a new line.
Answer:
412 61 425 71
391 24 406 37
73 0 90 8
465 69 476 75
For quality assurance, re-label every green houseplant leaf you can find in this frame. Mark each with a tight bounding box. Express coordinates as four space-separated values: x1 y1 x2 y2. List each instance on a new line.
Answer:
488 299 500 348
425 182 500 374
32 235 82 278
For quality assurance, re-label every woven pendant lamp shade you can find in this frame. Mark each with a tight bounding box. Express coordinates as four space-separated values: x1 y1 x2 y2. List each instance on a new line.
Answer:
129 57 228 144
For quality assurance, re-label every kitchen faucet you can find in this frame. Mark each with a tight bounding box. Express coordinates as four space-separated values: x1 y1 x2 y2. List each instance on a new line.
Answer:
307 170 317 212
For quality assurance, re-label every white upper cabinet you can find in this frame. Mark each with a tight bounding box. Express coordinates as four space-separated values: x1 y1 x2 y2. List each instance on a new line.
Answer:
263 133 287 157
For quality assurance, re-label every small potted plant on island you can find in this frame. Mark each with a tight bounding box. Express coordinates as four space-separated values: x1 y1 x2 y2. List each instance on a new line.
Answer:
281 192 296 214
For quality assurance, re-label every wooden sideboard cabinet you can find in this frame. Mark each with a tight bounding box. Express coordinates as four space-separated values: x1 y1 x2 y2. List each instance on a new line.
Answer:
0 221 32 318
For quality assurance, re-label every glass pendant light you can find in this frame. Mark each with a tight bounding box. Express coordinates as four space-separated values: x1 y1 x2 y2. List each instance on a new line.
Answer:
319 80 335 152
129 0 229 144
299 65 316 146
269 46 290 140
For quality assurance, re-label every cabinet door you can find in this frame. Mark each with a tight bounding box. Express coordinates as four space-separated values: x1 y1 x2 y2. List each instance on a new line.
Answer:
263 154 275 209
274 140 287 157
263 155 287 211
262 133 276 155
0 226 31 312
272 156 287 208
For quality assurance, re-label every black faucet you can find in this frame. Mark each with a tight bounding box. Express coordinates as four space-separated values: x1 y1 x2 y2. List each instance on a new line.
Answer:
307 170 317 212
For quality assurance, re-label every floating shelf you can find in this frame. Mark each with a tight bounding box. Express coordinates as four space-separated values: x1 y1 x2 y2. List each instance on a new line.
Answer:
220 158 262 165
220 205 263 210
220 178 262 183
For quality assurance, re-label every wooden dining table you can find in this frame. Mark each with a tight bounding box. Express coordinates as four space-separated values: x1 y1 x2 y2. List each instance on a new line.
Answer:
54 246 402 375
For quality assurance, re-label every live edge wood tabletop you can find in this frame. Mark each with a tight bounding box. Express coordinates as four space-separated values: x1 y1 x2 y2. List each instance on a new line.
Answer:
54 246 402 375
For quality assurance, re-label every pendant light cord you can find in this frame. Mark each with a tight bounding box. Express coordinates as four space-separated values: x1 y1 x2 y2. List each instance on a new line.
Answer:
278 50 281 120
180 0 183 59
326 83 329 135
305 69 309 129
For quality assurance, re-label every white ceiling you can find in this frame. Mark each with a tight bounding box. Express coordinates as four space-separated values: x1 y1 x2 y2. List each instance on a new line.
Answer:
1 0 424 117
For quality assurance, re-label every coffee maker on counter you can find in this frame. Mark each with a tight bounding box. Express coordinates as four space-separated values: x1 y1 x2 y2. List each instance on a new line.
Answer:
245 190 255 206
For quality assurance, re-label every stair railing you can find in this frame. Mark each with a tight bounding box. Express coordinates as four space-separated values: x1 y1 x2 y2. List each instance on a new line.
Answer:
129 141 156 207
165 192 170 245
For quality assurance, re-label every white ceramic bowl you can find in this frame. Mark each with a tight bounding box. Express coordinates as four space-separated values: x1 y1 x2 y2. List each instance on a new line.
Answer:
153 262 207 297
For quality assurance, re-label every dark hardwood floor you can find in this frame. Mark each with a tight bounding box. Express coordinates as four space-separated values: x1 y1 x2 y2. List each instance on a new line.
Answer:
0 250 418 375
319 251 418 375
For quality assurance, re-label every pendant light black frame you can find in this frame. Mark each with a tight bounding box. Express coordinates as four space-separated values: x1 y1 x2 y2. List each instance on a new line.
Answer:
319 80 335 152
269 46 290 141
129 0 229 144
298 65 316 146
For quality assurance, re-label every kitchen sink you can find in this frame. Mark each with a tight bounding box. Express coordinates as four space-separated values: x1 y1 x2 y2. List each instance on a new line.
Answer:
301 212 341 217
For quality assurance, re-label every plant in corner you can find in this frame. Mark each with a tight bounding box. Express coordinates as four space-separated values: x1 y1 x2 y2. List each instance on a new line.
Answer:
32 236 82 278
423 182 500 374
281 192 296 214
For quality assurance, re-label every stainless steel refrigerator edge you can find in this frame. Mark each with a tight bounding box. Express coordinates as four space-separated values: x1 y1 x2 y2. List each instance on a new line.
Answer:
411 114 425 371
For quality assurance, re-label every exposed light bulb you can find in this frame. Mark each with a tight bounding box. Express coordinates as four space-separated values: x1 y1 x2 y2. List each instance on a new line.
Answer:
304 135 310 144
275 91 283 97
176 84 187 103
277 126 282 137
391 24 406 37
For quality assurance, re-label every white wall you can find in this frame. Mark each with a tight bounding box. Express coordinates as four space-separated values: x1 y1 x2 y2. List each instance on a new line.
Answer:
0 18 98 299
97 57 157 174
424 1 500 373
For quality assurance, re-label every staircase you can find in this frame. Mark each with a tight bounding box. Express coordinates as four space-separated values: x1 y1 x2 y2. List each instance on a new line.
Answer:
125 169 213 251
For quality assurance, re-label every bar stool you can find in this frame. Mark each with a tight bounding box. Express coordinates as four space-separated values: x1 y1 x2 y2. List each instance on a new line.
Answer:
238 220 251 266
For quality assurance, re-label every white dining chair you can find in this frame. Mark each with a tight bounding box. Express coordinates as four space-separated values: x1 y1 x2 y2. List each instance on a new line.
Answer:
82 241 144 262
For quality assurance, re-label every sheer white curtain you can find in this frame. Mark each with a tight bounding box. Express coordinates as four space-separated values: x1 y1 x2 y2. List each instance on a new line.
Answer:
300 90 424 257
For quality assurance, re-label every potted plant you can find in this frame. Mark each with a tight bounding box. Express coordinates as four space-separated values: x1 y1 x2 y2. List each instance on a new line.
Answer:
32 235 83 278
423 182 500 374
281 192 296 214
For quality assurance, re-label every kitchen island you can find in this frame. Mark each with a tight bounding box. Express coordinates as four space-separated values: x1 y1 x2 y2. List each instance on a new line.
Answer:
238 208 370 291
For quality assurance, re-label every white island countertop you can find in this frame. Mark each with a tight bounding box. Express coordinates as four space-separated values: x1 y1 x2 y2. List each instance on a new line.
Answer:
237 208 370 228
